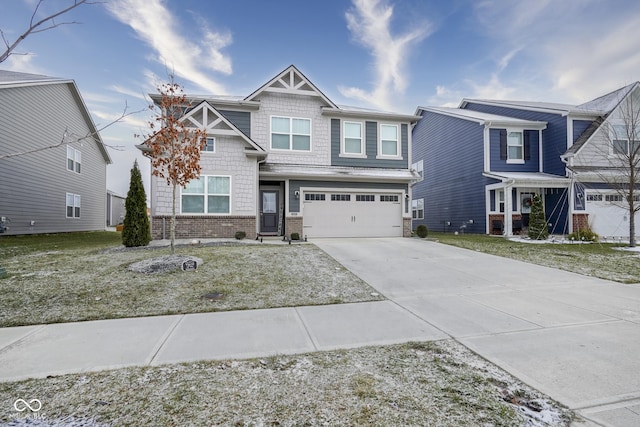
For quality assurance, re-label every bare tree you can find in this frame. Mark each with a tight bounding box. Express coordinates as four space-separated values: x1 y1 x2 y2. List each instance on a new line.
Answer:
1 0 95 64
138 80 207 254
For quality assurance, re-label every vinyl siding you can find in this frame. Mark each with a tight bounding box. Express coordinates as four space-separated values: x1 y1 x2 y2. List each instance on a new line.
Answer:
465 103 568 176
219 110 251 137
489 128 540 172
412 110 491 234
331 119 409 168
0 83 107 235
572 119 593 143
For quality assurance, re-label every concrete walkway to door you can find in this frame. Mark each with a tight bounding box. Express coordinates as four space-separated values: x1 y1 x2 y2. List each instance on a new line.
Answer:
314 237 640 427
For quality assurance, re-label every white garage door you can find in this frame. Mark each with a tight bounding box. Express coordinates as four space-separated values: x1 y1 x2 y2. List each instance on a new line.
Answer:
586 192 636 238
302 191 403 238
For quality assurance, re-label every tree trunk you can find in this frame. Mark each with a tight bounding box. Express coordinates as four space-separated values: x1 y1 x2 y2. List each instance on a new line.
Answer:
171 182 176 254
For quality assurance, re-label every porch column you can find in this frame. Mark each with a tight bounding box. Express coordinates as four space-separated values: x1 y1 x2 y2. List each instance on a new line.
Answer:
504 184 513 237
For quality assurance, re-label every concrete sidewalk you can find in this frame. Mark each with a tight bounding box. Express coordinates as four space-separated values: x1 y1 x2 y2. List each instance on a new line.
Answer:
0 301 446 382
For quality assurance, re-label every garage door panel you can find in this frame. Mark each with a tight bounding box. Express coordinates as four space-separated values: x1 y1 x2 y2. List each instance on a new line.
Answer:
303 192 402 238
586 192 637 238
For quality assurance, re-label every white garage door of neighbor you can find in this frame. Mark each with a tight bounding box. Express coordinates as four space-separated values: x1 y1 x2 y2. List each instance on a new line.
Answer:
587 193 636 238
302 192 403 238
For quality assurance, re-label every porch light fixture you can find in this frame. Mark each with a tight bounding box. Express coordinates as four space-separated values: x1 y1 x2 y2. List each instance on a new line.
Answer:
294 191 300 199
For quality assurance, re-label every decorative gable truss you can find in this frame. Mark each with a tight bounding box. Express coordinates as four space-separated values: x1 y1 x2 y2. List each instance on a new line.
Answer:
180 101 265 156
245 65 338 108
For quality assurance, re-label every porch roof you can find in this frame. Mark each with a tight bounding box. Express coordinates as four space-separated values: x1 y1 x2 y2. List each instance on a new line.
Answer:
260 163 419 182
483 171 571 188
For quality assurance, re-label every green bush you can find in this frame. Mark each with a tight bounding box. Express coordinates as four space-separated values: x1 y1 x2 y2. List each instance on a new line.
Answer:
235 231 246 240
568 228 599 242
290 232 300 241
415 224 428 238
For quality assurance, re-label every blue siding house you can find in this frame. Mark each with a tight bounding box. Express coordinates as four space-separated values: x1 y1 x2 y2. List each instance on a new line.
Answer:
412 82 640 240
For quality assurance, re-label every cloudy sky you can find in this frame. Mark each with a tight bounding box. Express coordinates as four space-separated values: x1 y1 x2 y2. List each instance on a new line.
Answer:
2 0 640 195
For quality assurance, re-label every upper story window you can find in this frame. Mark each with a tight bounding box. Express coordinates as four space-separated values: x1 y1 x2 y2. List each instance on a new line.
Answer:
379 124 400 157
181 175 231 214
343 121 364 156
203 137 215 152
411 160 424 182
507 131 523 163
612 124 640 156
271 116 311 151
67 146 81 173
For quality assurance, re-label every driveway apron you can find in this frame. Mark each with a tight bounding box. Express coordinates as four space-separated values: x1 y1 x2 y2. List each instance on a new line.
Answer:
314 237 640 427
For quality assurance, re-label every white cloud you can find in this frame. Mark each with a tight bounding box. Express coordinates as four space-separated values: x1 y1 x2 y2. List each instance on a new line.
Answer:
2 53 46 74
340 0 431 110
105 0 232 94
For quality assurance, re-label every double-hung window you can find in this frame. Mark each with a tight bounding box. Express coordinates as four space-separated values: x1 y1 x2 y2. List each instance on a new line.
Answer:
203 137 215 152
66 193 81 218
612 124 640 156
182 176 231 214
343 121 363 155
412 198 424 219
507 130 524 162
379 124 400 157
67 146 81 173
271 116 311 151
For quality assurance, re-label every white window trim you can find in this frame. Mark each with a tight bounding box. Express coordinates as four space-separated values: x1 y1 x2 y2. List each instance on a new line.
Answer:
66 145 81 173
340 120 366 158
412 198 424 219
377 123 402 160
180 175 232 215
411 160 424 182
202 137 215 153
610 123 640 156
506 129 524 164
66 192 81 218
270 116 312 152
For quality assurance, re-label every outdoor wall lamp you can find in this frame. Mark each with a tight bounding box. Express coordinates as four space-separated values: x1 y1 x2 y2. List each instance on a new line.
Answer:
294 191 300 199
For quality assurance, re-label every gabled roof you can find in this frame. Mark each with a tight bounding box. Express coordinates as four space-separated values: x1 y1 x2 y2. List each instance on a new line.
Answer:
181 100 265 155
0 69 111 164
244 64 338 108
416 106 547 129
574 82 639 114
459 98 576 115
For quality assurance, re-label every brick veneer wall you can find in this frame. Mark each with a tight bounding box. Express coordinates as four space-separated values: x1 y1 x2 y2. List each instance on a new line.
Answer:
285 216 303 239
572 214 589 232
403 218 412 237
488 214 522 235
151 216 256 239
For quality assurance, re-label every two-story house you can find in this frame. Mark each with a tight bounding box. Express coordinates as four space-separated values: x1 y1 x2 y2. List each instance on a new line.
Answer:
0 70 111 235
145 65 420 240
411 82 640 240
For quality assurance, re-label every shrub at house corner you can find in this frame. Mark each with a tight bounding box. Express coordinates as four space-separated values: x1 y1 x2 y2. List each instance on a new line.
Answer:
122 161 151 247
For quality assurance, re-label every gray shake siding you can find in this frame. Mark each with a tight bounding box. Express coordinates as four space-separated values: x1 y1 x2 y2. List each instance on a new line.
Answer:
0 79 109 235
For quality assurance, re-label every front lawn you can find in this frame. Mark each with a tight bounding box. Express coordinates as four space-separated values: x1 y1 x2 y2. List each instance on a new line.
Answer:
430 232 640 283
0 232 381 327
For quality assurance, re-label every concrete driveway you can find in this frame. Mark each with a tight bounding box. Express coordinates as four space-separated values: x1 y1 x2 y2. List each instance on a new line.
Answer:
314 237 640 427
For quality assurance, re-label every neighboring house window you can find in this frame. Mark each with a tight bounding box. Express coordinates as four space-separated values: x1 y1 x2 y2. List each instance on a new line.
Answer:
411 160 424 182
203 137 215 152
271 116 311 151
67 146 81 173
379 124 399 157
181 175 231 214
507 131 523 162
66 193 81 218
343 121 364 155
612 125 640 155
412 198 424 219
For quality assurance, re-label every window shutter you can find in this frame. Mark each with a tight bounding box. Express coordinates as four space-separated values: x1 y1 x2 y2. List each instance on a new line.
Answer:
524 131 531 160
500 130 507 160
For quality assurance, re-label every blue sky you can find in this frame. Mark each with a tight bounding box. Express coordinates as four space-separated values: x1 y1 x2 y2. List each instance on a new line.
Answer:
2 0 640 195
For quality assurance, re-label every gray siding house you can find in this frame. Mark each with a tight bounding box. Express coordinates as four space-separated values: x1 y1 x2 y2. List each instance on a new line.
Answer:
0 70 111 235
142 65 421 239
